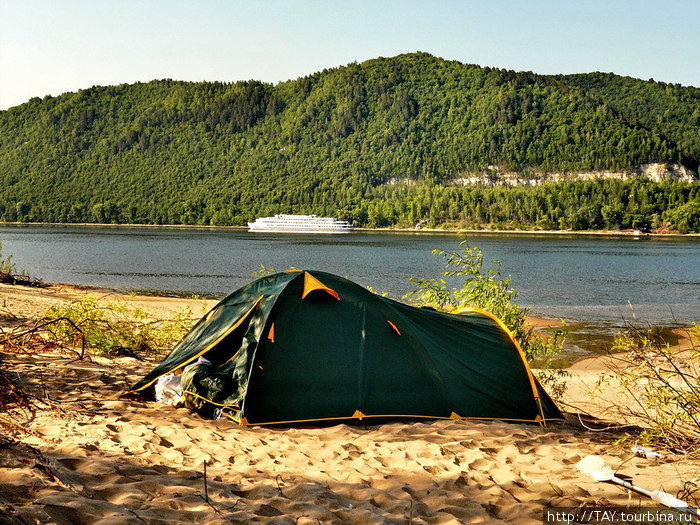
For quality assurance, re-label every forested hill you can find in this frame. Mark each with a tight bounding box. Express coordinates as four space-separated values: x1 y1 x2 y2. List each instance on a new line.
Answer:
1 52 699 230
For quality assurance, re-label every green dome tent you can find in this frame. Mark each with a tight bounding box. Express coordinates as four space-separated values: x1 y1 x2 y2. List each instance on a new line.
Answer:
126 270 564 426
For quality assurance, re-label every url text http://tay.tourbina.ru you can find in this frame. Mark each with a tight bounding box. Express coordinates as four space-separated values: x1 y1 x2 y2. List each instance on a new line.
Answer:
543 507 698 525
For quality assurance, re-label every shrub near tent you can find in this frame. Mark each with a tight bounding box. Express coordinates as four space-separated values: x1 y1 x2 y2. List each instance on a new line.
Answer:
126 271 564 426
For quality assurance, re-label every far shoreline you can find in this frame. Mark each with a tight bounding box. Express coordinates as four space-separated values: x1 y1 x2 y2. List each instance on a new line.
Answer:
0 280 694 369
1 221 698 238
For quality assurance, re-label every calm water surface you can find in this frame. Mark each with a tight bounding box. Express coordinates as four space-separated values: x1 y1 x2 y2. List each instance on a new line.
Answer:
2 225 698 357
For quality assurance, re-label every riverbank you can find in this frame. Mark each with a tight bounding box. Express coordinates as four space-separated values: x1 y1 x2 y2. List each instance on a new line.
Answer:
3 222 698 364
1 281 699 523
0 281 216 331
0 280 558 341
2 221 698 237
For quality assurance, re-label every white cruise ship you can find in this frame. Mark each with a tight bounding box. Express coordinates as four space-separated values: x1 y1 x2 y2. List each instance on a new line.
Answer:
248 214 353 234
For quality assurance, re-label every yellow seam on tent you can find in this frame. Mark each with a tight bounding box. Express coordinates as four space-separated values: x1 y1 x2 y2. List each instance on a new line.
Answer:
124 295 264 394
284 269 303 273
220 410 243 423
182 390 240 409
204 306 218 323
223 412 239 422
452 305 547 426
241 413 564 426
221 345 243 366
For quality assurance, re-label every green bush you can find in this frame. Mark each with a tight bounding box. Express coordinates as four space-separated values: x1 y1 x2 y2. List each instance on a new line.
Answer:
0 242 16 276
43 294 197 356
604 326 700 450
404 243 567 365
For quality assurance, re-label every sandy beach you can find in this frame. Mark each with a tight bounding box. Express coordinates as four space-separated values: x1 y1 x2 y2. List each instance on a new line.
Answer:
1 282 698 524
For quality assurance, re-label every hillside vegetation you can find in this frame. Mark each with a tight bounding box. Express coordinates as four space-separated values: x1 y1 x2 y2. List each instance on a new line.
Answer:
1 53 699 231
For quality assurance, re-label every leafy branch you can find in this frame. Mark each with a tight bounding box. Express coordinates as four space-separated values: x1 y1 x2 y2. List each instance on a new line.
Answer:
404 243 567 364
600 324 700 452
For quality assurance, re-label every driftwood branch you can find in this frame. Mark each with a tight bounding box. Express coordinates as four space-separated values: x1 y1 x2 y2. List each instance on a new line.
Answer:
0 272 47 287
4 317 86 359
198 459 220 513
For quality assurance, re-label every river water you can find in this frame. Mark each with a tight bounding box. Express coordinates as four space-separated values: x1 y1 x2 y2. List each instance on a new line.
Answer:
2 225 698 358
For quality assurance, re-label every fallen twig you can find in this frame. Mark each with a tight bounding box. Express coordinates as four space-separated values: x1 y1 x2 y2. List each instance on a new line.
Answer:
114 465 140 481
204 460 209 502
3 317 86 359
275 474 286 498
197 459 220 513
0 272 47 288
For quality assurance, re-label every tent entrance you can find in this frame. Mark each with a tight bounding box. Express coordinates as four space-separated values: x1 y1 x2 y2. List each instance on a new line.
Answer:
196 305 258 368
179 304 261 417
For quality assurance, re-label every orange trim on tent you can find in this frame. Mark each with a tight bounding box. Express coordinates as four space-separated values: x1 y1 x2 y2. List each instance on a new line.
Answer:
284 269 303 273
124 295 264 394
352 409 366 419
387 320 401 335
301 272 340 300
268 323 275 343
453 305 547 427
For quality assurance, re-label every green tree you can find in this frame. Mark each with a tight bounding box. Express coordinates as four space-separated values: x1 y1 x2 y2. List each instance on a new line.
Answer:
404 243 566 364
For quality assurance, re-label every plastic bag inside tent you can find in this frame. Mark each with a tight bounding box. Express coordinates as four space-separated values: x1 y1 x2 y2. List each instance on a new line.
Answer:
154 357 212 406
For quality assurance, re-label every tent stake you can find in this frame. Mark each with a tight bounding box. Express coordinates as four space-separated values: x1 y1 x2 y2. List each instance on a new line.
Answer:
203 460 209 503
198 460 220 513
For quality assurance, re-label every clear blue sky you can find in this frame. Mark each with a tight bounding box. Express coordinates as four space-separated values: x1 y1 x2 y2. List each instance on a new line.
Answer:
1 0 698 110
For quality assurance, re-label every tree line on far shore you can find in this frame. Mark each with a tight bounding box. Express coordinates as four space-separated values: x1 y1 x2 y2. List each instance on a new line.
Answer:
2 177 698 233
1 52 699 232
